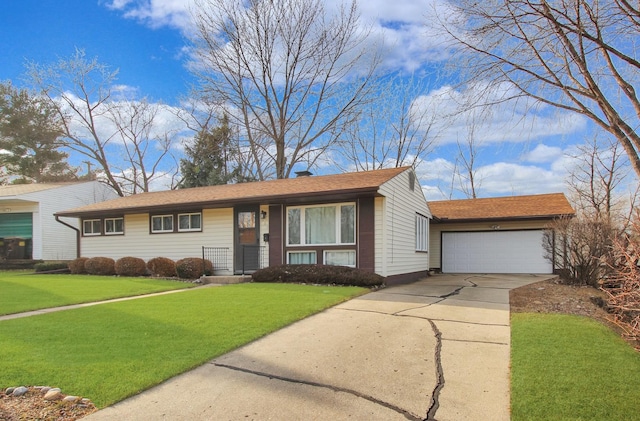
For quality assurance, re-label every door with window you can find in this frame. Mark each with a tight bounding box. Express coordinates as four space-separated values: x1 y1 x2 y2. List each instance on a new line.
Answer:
234 206 260 274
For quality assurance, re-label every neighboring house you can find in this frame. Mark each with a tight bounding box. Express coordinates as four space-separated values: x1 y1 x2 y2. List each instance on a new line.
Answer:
428 193 575 274
0 182 118 261
55 167 432 284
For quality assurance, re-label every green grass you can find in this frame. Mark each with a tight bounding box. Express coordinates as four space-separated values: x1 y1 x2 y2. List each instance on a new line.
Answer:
0 283 364 407
511 313 640 421
0 271 193 315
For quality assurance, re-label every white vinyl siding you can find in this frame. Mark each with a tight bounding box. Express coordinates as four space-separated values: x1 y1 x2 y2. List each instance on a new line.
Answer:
0 181 117 260
375 169 431 277
81 208 235 275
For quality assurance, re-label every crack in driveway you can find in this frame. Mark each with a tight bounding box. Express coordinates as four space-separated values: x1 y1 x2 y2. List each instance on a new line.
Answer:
425 319 444 421
212 362 423 421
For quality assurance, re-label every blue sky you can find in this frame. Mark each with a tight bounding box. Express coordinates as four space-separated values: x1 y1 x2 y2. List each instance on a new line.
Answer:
0 0 610 200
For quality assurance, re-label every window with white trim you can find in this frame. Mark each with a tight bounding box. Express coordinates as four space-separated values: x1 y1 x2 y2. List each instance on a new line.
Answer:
83 219 101 236
104 217 124 235
287 251 317 265
416 213 429 252
287 203 355 246
151 215 174 233
178 213 202 232
324 250 356 267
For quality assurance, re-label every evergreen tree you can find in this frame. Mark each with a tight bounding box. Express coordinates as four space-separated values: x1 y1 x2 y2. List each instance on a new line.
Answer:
0 82 77 183
179 115 248 188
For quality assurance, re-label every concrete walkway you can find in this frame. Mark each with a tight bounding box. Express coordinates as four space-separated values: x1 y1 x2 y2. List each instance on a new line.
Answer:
81 273 552 421
0 284 220 322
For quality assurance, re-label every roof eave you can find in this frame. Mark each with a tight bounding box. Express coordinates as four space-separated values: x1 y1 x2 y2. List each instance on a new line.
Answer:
55 186 383 218
431 213 575 224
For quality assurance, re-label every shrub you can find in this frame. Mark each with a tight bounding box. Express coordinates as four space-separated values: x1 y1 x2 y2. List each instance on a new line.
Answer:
68 257 89 274
147 257 177 278
34 262 70 273
85 257 116 276
115 256 147 277
175 257 213 279
251 264 384 287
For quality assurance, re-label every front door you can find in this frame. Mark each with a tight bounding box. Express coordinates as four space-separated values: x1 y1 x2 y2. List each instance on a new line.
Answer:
234 206 260 274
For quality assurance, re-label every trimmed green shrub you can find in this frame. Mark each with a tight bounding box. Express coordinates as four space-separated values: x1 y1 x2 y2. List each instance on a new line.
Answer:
252 264 384 287
147 257 177 278
175 257 213 279
68 257 89 274
85 257 116 276
34 262 70 273
115 256 147 277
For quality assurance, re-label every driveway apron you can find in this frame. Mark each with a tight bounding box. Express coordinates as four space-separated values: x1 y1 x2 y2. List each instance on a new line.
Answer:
85 274 552 421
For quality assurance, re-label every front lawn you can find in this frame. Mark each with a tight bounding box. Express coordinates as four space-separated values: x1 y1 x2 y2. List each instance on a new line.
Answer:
511 313 640 420
0 271 192 315
0 283 365 407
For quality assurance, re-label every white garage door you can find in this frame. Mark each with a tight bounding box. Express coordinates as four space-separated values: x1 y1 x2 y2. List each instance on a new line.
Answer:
442 230 552 274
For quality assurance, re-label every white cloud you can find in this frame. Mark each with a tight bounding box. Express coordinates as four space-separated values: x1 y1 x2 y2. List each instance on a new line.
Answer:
521 144 564 163
410 82 587 146
105 0 453 73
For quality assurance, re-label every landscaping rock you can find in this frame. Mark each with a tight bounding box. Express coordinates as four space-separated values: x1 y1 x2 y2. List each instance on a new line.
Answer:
5 387 15 395
44 389 62 401
11 386 28 397
63 395 80 403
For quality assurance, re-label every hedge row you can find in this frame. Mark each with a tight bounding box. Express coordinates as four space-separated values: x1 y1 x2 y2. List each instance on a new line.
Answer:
67 256 213 279
252 264 384 287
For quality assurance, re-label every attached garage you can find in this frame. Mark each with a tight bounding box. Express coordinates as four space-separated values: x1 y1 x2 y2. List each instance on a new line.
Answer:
428 193 575 274
441 230 552 274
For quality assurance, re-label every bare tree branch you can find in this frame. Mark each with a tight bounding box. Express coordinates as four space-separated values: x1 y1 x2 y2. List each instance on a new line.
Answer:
189 0 379 179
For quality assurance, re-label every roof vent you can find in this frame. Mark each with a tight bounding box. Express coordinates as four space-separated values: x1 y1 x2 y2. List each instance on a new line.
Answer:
295 170 313 177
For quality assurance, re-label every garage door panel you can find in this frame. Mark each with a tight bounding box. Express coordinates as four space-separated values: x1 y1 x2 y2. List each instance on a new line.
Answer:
442 230 551 274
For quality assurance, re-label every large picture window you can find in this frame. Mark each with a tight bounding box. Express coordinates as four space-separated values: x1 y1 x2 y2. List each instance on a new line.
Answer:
287 203 355 246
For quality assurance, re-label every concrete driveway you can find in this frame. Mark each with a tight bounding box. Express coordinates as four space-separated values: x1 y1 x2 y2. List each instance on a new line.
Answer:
86 273 552 421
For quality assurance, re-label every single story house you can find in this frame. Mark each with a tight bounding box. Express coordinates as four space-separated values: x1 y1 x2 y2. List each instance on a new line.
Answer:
0 181 118 260
428 193 575 274
55 167 432 284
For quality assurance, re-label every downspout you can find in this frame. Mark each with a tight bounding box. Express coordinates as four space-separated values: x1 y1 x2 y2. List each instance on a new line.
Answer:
55 215 81 258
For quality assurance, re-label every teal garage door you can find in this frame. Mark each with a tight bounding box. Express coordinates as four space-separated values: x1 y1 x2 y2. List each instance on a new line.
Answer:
0 213 33 238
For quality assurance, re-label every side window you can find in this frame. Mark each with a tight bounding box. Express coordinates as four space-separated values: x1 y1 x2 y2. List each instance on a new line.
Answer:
104 217 124 235
178 213 202 232
151 215 174 233
83 219 101 236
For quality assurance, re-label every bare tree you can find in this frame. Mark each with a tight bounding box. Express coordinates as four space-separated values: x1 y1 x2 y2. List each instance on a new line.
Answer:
567 135 638 226
338 74 437 171
189 0 379 179
106 99 180 194
453 125 483 198
27 49 182 196
434 0 640 177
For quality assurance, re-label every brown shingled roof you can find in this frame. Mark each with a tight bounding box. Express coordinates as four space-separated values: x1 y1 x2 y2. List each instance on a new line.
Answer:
428 193 575 221
56 167 410 217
